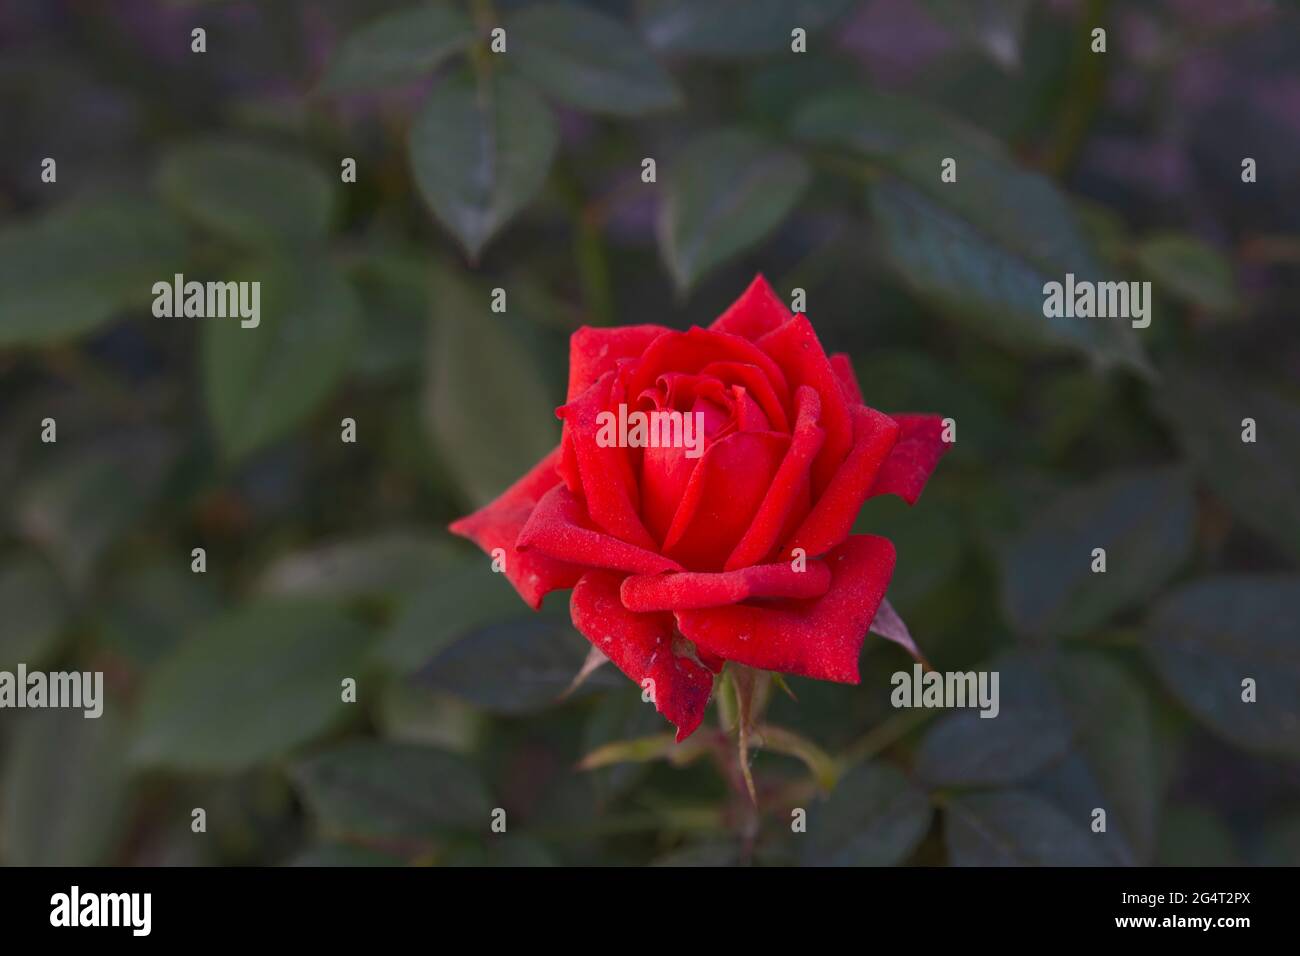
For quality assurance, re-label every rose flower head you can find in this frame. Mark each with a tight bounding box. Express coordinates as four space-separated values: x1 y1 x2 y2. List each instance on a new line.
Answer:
450 276 951 741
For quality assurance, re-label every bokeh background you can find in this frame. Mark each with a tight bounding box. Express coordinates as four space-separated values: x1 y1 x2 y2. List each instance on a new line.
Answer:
0 0 1297 866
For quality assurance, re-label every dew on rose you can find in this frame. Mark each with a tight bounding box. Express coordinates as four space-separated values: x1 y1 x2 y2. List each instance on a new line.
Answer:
449 274 951 745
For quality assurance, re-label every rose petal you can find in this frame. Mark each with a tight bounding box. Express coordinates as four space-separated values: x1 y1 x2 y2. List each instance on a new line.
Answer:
700 360 789 432
757 314 852 494
448 447 584 609
732 387 770 432
708 273 792 341
557 370 657 550
641 440 697 544
662 429 789 571
623 326 790 415
567 324 670 401
830 353 864 405
621 559 831 612
517 484 684 575
675 535 896 683
868 414 953 505
725 385 823 570
570 571 715 741
783 404 900 558
642 372 730 423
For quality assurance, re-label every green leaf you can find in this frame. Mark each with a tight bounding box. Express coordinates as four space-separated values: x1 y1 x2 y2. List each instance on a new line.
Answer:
414 613 621 714
1038 651 1160 865
638 0 856 57
854 490 962 607
348 247 431 380
158 140 333 247
14 434 177 590
506 3 680 116
1250 814 1300 866
0 198 184 346
1000 468 1195 641
1156 806 1239 866
744 59 861 125
869 150 1150 372
1 709 130 865
848 348 1009 458
290 741 491 839
659 128 810 291
1153 367 1300 562
375 681 482 752
410 72 558 259
1135 233 1239 314
259 532 460 600
945 789 1111 865
1144 575 1300 759
101 563 221 668
321 3 475 91
920 0 1032 69
801 762 932 866
581 689 673 792
915 652 1071 788
202 255 359 463
377 561 534 674
423 269 558 505
131 600 375 772
0 556 67 671
791 88 1000 163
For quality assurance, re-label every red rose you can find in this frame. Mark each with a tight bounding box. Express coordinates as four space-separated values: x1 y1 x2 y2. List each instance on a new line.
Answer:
450 276 951 741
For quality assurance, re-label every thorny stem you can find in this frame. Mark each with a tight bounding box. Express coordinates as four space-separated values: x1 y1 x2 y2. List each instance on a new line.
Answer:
732 665 761 806
713 664 772 861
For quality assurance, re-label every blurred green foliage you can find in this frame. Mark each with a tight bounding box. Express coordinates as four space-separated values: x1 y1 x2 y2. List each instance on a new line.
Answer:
0 0 1298 867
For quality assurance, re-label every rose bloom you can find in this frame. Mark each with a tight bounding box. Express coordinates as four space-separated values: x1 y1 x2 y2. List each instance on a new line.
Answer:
451 276 951 741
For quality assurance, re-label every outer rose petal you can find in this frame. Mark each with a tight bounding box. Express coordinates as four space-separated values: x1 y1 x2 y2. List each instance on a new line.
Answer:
783 405 900 558
708 274 792 341
448 448 583 609
869 414 953 505
620 559 832 612
567 324 671 401
725 385 823 570
757 314 853 494
675 535 896 683
570 571 715 741
517 484 684 575
558 370 657 550
830 353 864 405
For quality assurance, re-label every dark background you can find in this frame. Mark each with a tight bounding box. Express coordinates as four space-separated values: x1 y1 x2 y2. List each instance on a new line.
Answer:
0 0 1297 866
